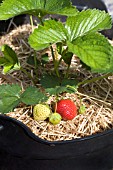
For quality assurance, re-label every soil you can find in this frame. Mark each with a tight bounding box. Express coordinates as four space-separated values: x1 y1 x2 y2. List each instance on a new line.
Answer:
0 24 113 141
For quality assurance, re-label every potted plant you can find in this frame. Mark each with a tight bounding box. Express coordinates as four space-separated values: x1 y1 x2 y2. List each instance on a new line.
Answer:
0 0 113 169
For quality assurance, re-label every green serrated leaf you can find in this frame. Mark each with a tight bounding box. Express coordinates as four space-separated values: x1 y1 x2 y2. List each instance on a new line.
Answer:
65 9 112 41
109 46 113 72
46 86 67 95
41 53 49 65
20 86 48 105
61 78 78 86
0 84 21 98
62 52 73 65
55 86 67 94
67 33 113 73
0 98 20 114
3 64 13 74
41 75 78 95
0 84 21 113
0 57 7 65
29 19 67 50
0 0 78 20
0 45 20 74
3 63 20 74
62 79 78 93
1 44 18 64
27 55 40 66
66 85 77 93
57 6 78 16
40 74 60 88
45 88 57 95
46 84 77 95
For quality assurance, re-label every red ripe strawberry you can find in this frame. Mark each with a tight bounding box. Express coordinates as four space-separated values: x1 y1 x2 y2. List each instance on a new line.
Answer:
56 99 77 120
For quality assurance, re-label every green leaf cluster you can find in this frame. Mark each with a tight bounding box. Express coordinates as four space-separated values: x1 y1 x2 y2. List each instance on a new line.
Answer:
29 9 113 73
0 0 113 115
0 0 113 74
0 85 48 114
0 0 78 20
40 74 78 95
0 76 77 113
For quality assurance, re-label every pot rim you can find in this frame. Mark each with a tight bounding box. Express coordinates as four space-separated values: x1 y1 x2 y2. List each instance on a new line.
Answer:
0 114 113 145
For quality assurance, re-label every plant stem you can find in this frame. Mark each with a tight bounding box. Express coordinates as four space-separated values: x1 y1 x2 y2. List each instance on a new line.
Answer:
55 68 60 77
52 46 68 78
33 51 39 80
65 64 70 78
54 55 64 78
20 67 36 85
78 73 112 86
30 15 34 32
50 46 55 64
37 15 59 77
50 46 60 77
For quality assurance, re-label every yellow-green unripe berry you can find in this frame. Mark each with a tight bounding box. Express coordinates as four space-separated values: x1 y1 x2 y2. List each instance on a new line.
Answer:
79 105 86 114
33 104 51 121
49 113 62 125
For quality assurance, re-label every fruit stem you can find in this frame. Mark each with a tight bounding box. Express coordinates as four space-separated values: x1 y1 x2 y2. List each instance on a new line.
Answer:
55 102 57 113
54 95 59 112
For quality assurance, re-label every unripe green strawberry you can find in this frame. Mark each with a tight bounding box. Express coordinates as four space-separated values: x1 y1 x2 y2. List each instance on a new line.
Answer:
49 113 61 125
79 105 86 114
33 104 51 121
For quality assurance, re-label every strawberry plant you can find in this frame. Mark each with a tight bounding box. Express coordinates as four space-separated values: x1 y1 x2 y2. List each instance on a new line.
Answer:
0 0 113 119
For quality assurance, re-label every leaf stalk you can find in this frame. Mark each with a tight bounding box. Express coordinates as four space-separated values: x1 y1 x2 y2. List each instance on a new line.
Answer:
78 73 112 86
20 67 36 85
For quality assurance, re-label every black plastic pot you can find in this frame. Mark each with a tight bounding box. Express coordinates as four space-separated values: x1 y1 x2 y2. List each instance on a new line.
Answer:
0 114 113 170
72 0 108 11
